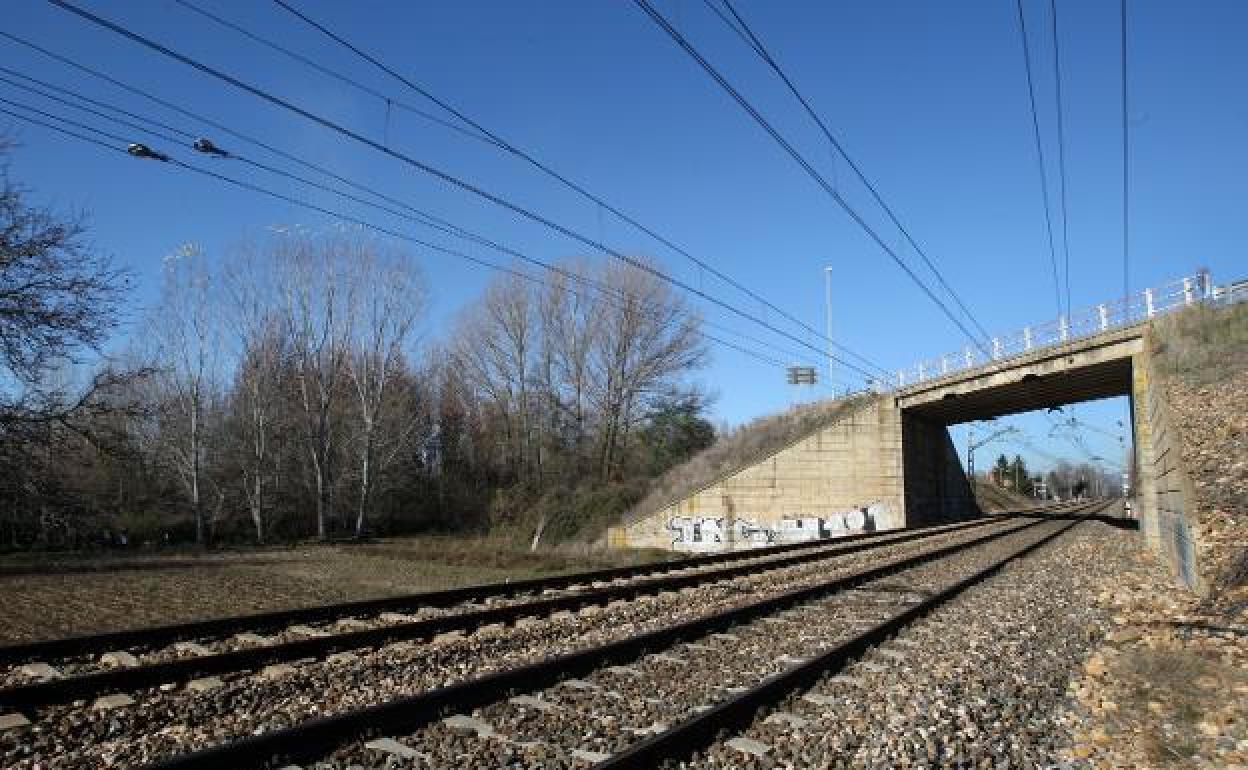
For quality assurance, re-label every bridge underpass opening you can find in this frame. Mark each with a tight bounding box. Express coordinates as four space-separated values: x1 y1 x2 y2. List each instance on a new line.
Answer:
898 353 1138 525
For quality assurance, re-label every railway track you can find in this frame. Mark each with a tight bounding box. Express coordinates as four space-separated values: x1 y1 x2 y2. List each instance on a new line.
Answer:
45 503 1095 770
0 512 1018 670
0 503 1105 770
0 512 1044 712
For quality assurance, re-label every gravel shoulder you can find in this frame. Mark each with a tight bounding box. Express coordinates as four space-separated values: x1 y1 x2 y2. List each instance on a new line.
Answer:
1062 545 1247 769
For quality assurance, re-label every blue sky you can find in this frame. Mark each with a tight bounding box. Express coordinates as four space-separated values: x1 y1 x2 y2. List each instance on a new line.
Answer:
1 1 1243 473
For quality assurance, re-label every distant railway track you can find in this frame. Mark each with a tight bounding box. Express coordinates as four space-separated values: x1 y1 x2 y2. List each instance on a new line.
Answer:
111 503 1099 770
0 511 1049 714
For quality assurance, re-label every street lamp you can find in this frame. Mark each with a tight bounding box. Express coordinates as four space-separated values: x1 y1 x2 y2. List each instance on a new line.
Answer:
824 267 834 392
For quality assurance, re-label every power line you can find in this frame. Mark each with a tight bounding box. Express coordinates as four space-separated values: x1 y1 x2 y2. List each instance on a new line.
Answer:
0 65 194 142
260 0 877 371
1049 0 1073 316
0 102 800 374
632 0 992 356
169 0 499 148
1014 0 1064 319
0 54 839 382
47 0 886 380
710 0 993 345
1121 0 1130 308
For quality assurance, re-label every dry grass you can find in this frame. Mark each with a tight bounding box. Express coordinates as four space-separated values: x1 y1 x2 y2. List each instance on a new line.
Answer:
0 536 672 643
1095 641 1247 767
627 394 872 523
1152 300 1248 386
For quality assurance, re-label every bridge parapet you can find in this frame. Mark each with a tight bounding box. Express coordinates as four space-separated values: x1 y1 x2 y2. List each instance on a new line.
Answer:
888 274 1209 391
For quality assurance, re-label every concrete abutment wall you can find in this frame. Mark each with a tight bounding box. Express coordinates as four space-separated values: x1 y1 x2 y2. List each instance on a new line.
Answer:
615 396 913 551
1132 338 1203 591
614 396 982 552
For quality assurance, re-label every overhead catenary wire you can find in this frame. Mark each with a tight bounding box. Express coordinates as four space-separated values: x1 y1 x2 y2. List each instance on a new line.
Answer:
47 0 886 381
0 99 804 375
0 62 838 380
169 0 499 149
209 0 880 372
631 0 993 357
0 65 195 142
709 0 993 346
1049 0 1073 316
1120 0 1130 308
1014 0 1064 320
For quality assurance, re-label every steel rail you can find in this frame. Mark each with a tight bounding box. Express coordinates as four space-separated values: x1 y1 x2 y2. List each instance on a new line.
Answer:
0 514 1043 712
594 507 1100 769
0 512 1025 666
137 507 1094 770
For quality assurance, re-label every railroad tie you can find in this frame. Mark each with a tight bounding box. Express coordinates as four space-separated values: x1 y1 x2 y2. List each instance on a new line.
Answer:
92 694 135 711
0 713 31 731
98 651 139 668
441 714 497 738
172 642 212 656
726 736 772 758
363 736 427 761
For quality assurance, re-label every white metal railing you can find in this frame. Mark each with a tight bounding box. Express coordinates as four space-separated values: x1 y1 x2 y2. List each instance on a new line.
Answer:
888 273 1225 390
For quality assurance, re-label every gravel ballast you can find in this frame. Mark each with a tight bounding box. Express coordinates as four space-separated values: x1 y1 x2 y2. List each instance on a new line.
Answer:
683 518 1138 770
0 519 1033 770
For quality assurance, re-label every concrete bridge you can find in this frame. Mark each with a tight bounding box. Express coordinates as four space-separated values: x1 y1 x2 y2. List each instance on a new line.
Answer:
614 276 1213 586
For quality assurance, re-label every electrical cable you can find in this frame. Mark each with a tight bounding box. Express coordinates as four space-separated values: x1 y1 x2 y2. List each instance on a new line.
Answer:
0 65 837 377
1049 0 1073 316
170 0 499 148
632 0 992 356
252 0 877 369
46 0 885 380
710 0 993 345
1014 0 1064 319
0 101 803 374
1120 0 1130 307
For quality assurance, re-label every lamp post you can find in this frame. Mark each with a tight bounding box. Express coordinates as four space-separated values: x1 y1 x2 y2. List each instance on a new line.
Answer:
824 267 834 394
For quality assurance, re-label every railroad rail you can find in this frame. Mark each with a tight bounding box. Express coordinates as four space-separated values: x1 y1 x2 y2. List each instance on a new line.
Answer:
0 511 1040 713
596 511 1094 769
0 511 1022 667
131 503 1099 770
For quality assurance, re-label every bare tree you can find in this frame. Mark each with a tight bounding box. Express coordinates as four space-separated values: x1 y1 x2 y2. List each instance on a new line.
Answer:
222 244 285 542
539 263 602 478
453 273 537 482
0 136 130 431
344 245 425 536
590 261 705 480
147 243 222 544
275 231 357 538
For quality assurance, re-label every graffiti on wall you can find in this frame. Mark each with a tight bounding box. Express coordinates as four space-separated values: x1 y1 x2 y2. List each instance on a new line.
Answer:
667 501 890 550
666 516 775 548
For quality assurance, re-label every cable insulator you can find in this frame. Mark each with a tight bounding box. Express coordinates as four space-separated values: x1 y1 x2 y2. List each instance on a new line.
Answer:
127 142 169 162
193 137 230 157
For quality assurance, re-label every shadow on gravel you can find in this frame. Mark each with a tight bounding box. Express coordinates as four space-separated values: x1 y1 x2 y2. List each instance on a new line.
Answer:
1007 512 1140 530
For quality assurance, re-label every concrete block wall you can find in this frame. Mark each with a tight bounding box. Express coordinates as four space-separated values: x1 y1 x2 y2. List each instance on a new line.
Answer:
618 396 906 551
1133 344 1203 591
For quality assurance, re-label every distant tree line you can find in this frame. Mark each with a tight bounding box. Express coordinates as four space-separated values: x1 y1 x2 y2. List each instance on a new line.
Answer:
0 142 714 550
989 453 1123 501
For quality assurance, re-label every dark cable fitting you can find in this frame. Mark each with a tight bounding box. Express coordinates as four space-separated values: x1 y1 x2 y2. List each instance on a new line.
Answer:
126 142 169 161
193 137 230 157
